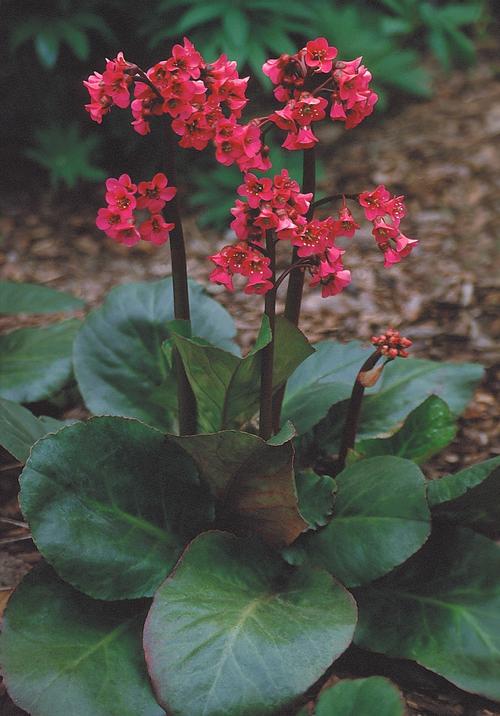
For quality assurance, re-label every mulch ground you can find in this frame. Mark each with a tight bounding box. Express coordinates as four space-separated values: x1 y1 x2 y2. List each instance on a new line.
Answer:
0 52 499 715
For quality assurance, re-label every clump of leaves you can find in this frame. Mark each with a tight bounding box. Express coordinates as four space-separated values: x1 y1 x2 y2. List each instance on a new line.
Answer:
25 123 106 189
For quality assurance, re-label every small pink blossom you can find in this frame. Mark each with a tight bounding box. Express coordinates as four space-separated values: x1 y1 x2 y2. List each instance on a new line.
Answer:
305 38 338 73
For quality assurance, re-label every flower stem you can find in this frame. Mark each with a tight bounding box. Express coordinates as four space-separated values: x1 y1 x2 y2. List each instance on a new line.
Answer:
259 231 277 440
271 147 316 432
313 192 360 209
336 350 381 472
163 127 197 435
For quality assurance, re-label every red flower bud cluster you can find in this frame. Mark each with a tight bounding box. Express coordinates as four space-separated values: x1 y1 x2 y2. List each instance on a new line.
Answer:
84 38 270 173
96 173 176 246
371 328 412 358
263 37 378 150
358 185 418 267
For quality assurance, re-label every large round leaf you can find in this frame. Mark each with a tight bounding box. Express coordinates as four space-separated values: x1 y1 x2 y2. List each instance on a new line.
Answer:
282 340 369 435
354 526 500 701
144 531 357 716
73 279 238 430
20 417 213 600
314 676 405 716
0 280 84 314
316 355 484 452
303 456 430 587
0 319 80 403
0 564 164 716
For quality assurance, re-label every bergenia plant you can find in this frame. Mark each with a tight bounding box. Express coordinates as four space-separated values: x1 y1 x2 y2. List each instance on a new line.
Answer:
1 35 499 716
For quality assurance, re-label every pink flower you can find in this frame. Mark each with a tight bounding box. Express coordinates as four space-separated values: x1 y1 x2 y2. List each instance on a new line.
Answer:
113 226 141 247
165 37 203 80
138 214 174 245
237 174 274 208
359 185 392 221
305 38 338 73
96 207 132 237
282 126 318 150
292 95 328 126
333 204 360 237
137 173 177 213
209 265 234 291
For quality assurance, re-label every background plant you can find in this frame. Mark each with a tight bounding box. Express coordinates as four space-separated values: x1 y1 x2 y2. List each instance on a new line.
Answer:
2 0 489 209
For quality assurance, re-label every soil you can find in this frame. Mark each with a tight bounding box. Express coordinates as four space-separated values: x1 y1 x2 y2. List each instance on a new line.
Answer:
0 51 499 716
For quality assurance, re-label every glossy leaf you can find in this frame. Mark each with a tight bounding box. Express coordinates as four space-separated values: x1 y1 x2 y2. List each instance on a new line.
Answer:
315 676 405 716
0 280 84 314
355 526 500 701
303 457 430 587
0 397 65 462
0 565 164 716
428 456 500 537
144 531 357 716
0 319 80 403
316 356 483 452
20 417 213 600
282 340 370 434
171 430 306 547
173 316 313 432
73 279 238 431
354 395 457 464
295 470 336 529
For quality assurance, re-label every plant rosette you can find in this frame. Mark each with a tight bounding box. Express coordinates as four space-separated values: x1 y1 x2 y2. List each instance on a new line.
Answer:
1 34 498 716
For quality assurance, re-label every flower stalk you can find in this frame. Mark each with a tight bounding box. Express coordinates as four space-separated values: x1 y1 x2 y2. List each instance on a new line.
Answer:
259 231 277 440
272 147 316 431
163 128 197 435
336 350 382 473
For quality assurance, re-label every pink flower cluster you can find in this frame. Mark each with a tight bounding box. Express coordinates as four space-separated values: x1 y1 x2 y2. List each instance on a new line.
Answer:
210 170 353 297
96 173 176 246
371 328 412 358
84 39 270 172
263 37 378 150
358 185 418 267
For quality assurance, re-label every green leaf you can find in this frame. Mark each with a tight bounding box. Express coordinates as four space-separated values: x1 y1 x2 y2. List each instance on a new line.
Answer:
428 456 500 537
355 526 500 701
0 319 80 403
0 281 84 314
223 7 249 48
295 470 336 529
303 457 430 587
282 340 370 435
315 676 405 716
438 3 482 27
171 430 306 547
175 3 226 34
317 355 484 452
0 397 65 462
143 531 357 716
34 30 60 68
58 20 90 61
172 316 313 432
74 279 238 431
355 396 457 464
20 417 213 600
0 565 164 716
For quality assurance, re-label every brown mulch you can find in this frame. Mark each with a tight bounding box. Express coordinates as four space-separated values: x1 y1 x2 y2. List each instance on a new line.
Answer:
1 53 499 715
